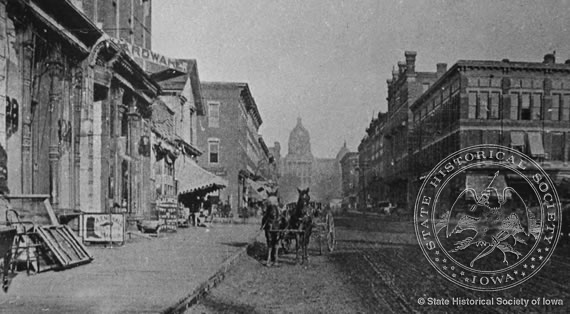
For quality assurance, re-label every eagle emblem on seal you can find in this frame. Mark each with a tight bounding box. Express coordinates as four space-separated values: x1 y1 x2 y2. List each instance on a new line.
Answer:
435 171 541 267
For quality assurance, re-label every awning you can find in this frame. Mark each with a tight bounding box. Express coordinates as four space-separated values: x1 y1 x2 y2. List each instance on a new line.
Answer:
510 131 525 147
528 132 545 157
176 157 227 195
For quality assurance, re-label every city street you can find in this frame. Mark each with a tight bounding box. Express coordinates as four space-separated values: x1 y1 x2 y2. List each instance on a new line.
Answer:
190 212 570 314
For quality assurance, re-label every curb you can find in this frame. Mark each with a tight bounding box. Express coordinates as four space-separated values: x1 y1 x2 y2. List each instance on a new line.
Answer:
162 230 262 314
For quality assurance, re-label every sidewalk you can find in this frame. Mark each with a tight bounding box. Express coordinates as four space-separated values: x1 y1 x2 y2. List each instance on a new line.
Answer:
0 221 261 314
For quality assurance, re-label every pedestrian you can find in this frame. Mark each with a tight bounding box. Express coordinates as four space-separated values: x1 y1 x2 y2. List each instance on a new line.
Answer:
0 143 10 224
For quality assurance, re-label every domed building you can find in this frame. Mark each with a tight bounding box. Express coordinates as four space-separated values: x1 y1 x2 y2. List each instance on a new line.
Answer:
282 118 314 191
280 117 343 204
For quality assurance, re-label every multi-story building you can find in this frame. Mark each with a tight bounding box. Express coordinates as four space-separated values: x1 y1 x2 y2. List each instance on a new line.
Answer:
71 0 152 49
409 54 570 204
0 0 160 224
198 82 274 213
340 150 359 209
380 51 443 210
357 112 387 208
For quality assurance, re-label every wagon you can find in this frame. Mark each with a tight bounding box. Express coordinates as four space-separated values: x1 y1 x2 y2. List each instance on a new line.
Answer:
311 206 336 254
272 203 336 255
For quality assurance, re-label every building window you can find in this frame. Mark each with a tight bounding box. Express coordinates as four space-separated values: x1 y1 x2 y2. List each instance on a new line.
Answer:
550 132 564 161
208 139 220 164
489 92 500 119
422 83 430 93
478 92 488 119
551 94 561 121
166 162 174 177
562 94 570 121
510 93 519 120
531 93 542 120
208 102 220 128
521 93 531 120
468 92 477 119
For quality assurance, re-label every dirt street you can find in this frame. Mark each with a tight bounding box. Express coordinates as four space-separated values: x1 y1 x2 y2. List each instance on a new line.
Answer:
190 213 570 314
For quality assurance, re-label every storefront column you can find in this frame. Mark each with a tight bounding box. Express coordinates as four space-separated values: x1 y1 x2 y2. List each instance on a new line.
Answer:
47 51 63 209
127 106 141 216
20 26 33 194
73 68 83 210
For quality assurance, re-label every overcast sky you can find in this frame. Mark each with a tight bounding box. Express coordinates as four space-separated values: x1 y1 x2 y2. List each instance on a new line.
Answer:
153 0 570 158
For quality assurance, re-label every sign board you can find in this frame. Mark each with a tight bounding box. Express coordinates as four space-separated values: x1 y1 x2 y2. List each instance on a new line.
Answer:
157 203 178 231
110 38 188 72
82 213 125 243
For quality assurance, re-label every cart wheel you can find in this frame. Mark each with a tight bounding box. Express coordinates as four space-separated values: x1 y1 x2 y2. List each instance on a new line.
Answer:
327 212 335 252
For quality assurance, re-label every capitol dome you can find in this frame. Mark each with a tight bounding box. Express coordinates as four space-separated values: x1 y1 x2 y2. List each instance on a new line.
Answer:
287 117 312 157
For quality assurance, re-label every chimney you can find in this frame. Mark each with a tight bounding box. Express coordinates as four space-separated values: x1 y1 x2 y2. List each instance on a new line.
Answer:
543 53 555 64
405 51 417 74
436 63 447 77
397 61 406 75
392 67 399 80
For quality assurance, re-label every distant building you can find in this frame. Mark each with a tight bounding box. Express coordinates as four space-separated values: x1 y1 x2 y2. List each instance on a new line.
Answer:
340 150 359 209
280 118 342 204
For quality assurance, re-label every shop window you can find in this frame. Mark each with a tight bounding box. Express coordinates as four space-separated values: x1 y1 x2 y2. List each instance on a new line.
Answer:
551 94 560 121
208 102 220 128
478 92 489 119
520 93 531 120
208 139 219 164
489 92 500 119
468 92 477 119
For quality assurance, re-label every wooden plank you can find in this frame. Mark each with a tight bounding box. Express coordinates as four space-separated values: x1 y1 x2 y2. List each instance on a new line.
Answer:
5 194 51 200
58 227 89 260
35 228 68 266
48 228 76 263
43 199 60 226
269 229 305 233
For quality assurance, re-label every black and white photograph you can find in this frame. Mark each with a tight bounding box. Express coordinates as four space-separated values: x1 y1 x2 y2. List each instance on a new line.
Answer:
0 1 569 313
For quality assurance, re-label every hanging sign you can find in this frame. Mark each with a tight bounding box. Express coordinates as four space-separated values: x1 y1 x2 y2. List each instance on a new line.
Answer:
110 38 188 72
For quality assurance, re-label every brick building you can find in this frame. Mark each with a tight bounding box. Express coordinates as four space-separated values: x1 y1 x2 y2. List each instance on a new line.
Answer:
198 82 275 213
71 0 152 50
340 150 359 209
359 51 570 213
409 54 570 204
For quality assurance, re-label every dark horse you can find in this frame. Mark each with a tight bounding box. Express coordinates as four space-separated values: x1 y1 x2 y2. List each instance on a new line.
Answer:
290 188 313 264
262 190 284 266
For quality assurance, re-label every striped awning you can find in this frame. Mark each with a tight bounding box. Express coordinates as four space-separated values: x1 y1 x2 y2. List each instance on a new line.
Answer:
176 157 227 195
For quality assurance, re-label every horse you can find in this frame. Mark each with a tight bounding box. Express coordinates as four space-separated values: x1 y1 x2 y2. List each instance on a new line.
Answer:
261 191 284 266
290 187 314 264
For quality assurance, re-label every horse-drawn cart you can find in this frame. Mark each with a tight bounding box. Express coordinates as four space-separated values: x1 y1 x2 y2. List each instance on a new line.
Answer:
312 208 336 254
275 202 336 255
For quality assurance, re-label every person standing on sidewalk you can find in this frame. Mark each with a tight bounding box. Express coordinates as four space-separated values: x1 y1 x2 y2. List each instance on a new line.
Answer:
0 143 10 224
